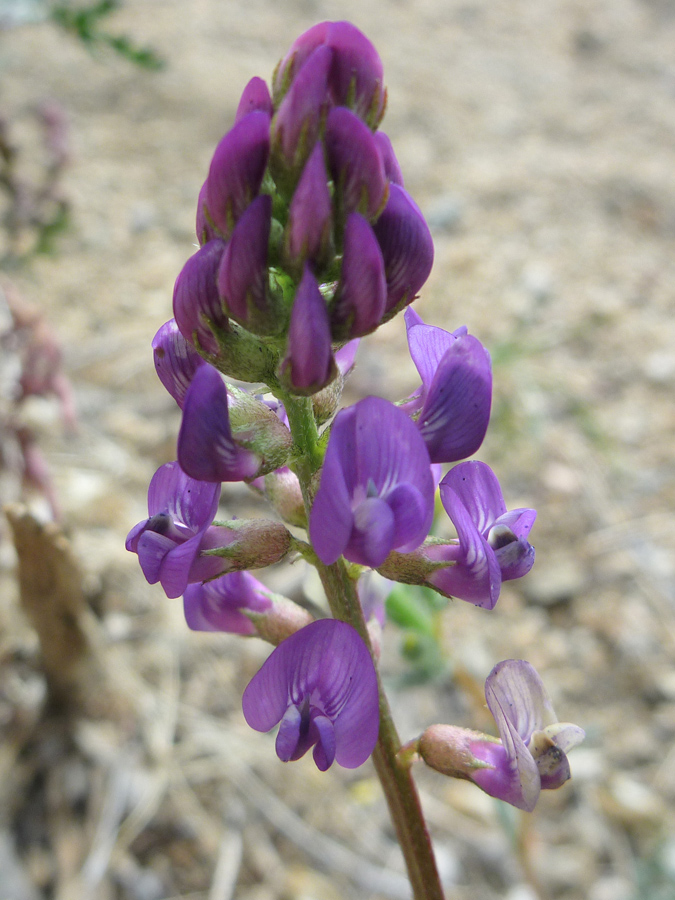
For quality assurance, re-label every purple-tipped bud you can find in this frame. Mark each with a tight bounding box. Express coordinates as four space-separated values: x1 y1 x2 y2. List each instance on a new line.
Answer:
322 21 386 127
272 46 331 175
332 212 386 338
177 365 262 483
325 107 388 222
309 397 435 568
125 462 224 599
196 180 218 246
152 319 205 408
420 661 585 811
205 111 270 239
217 194 273 333
373 183 434 316
235 77 273 123
184 570 273 635
374 131 404 186
284 142 332 271
279 265 337 395
173 239 227 355
242 619 379 770
274 22 386 129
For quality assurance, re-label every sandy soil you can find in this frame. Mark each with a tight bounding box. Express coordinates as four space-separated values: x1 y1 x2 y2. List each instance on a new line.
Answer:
2 1 675 899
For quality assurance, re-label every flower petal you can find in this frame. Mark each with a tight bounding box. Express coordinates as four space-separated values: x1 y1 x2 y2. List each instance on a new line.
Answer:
146 461 221 532
348 497 395 568
441 461 507 535
177 366 260 483
153 319 205 408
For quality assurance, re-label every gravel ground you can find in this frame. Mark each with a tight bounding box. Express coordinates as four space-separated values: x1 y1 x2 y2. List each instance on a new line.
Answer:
1 1 675 899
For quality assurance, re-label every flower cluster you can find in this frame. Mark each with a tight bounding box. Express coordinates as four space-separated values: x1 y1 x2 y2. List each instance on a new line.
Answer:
127 21 582 811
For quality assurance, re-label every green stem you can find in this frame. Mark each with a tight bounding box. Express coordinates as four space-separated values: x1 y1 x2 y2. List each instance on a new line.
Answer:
285 392 444 900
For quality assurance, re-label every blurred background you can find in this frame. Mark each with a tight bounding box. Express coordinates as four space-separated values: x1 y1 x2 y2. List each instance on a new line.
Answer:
1 1 675 898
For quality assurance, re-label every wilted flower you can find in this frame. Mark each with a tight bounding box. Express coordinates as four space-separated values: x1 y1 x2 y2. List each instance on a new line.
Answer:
242 619 379 770
309 396 435 568
419 660 584 811
404 308 492 463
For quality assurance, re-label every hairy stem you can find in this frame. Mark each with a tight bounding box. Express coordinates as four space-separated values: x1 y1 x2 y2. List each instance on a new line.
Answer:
284 393 444 900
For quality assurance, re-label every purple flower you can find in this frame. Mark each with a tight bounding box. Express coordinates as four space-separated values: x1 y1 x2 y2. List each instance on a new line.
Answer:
125 462 225 599
331 212 386 339
372 184 434 316
309 397 435 568
177 365 264 483
272 45 331 172
217 194 272 332
235 77 273 123
284 142 332 271
173 239 228 355
325 106 388 222
404 308 492 463
196 181 218 246
472 660 585 810
205 111 270 239
152 319 205 408
274 22 385 128
374 132 404 186
184 570 272 635
427 461 536 608
279 264 336 395
242 619 379 770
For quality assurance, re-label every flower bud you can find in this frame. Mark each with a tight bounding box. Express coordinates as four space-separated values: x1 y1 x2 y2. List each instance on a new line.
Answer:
284 141 332 273
217 194 277 335
374 131 404 186
245 595 314 645
331 212 386 339
271 45 331 182
205 111 270 239
196 180 218 245
372 183 434 318
201 518 292 572
235 77 273 123
173 239 228 355
279 264 337 395
325 106 388 224
264 467 306 528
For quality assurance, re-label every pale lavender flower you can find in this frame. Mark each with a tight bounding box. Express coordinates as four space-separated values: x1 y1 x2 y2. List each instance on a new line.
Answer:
125 462 225 599
184 570 272 635
472 660 585 810
310 396 435 568
152 319 205 408
242 619 379 770
404 308 492 463
427 461 536 608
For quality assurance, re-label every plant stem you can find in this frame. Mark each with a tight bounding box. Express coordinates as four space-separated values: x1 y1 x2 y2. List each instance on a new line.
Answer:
284 393 445 900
